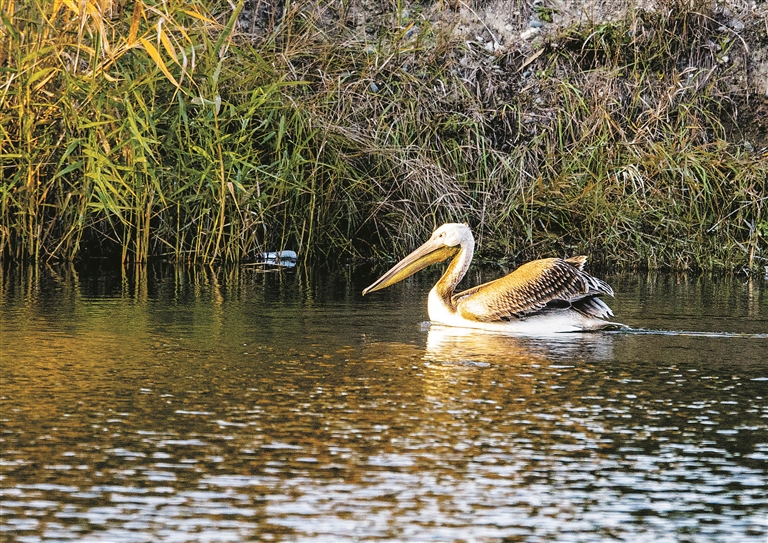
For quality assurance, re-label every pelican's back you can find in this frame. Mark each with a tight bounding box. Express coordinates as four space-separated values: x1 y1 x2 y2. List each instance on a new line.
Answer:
453 256 613 323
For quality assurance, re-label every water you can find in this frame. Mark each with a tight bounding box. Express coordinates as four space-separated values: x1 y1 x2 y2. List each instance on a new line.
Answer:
1 264 767 542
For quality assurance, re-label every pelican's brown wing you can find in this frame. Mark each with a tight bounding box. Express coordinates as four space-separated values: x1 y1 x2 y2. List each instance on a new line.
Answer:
453 256 614 322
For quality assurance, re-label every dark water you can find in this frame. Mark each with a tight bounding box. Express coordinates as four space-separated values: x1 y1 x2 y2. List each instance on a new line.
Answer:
1 264 767 542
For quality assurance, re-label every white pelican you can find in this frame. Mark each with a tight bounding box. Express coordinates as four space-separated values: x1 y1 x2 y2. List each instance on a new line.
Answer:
362 223 621 334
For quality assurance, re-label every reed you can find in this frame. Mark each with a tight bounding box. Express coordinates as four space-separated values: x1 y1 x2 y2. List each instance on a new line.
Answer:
0 0 765 270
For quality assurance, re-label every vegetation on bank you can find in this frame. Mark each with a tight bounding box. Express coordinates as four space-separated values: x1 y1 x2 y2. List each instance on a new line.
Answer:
1 0 765 270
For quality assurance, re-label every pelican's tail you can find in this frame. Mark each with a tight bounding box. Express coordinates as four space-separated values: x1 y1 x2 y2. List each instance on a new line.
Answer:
572 295 614 320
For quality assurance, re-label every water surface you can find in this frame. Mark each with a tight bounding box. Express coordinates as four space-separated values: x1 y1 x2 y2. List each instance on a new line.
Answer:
1 264 766 542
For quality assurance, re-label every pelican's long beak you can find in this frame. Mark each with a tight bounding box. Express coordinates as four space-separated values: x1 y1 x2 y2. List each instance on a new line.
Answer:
362 239 459 296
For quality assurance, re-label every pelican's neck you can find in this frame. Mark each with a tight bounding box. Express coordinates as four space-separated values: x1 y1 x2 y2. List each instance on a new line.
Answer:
434 236 474 305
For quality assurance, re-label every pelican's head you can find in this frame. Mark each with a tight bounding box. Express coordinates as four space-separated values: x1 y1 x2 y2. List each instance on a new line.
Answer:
362 223 473 296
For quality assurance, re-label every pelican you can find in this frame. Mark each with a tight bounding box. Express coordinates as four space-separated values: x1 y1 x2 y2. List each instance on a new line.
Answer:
362 223 621 334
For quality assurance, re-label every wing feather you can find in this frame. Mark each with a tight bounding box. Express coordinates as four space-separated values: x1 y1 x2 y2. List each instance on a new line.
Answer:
453 257 613 322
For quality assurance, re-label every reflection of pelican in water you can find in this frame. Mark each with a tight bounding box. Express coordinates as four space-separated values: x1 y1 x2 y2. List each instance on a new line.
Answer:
363 223 622 334
420 325 614 407
423 324 615 365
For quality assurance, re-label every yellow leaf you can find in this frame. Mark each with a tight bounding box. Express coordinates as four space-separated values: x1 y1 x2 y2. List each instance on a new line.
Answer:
159 27 179 67
180 9 216 24
128 1 143 45
60 0 99 17
60 0 78 13
139 37 179 87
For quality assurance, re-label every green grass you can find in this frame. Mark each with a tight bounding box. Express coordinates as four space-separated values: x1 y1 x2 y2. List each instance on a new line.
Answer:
0 0 765 270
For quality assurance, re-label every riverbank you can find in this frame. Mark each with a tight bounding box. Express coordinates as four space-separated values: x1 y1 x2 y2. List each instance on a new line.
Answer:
1 0 766 270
